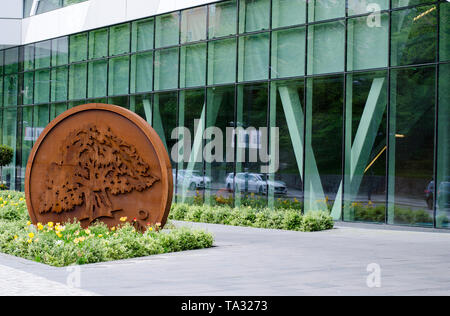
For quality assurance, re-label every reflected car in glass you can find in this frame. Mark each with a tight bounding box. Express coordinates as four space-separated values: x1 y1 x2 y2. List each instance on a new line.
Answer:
225 172 287 195
173 169 211 190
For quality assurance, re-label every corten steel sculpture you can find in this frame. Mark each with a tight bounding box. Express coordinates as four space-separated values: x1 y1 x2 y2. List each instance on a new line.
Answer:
25 104 173 231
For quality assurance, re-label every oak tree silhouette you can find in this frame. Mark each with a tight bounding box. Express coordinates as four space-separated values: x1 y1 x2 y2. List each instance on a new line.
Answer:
40 124 159 223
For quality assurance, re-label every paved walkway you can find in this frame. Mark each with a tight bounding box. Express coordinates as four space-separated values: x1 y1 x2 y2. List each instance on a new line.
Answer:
1 222 450 296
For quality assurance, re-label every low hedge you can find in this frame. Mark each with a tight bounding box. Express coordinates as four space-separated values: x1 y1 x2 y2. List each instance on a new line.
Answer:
169 203 334 232
0 191 214 267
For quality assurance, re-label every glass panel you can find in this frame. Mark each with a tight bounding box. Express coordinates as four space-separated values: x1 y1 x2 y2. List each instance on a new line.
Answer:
34 69 50 104
304 75 343 215
68 100 86 108
391 5 437 67
51 66 68 102
209 0 237 39
437 63 450 228
24 44 35 71
0 77 3 107
343 71 387 223
181 43 206 88
132 18 154 52
268 79 305 210
33 104 49 139
37 0 61 14
208 38 236 85
2 107 17 190
308 0 345 22
348 0 388 16
392 0 435 8
388 66 435 227
109 24 130 56
205 85 235 206
50 102 67 119
129 94 152 122
88 59 107 98
130 52 153 94
24 0 34 17
181 7 207 43
238 33 270 82
23 72 34 105
35 40 51 69
176 89 205 204
307 21 345 75
272 0 306 28
4 75 18 106
89 28 108 59
21 107 33 182
68 63 87 100
441 2 450 62
4 48 19 75
239 0 270 33
0 50 4 75
155 13 180 48
108 56 129 96
271 27 305 79
108 96 128 109
235 83 268 207
52 37 69 66
154 48 179 91
347 13 389 71
69 33 88 63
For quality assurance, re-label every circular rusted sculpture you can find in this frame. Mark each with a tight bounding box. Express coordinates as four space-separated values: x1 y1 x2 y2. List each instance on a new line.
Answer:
25 104 173 231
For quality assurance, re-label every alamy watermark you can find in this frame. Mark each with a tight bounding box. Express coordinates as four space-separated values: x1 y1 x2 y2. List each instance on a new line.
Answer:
366 263 382 288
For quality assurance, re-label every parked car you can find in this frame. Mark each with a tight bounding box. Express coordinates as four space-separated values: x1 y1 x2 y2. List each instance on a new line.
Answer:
173 169 211 190
438 181 450 210
425 181 434 210
225 172 287 195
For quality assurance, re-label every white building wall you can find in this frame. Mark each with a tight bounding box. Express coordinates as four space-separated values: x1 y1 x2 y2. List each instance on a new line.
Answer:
21 0 217 45
0 0 23 47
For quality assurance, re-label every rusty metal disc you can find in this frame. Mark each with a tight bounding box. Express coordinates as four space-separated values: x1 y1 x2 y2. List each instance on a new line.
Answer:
25 104 173 231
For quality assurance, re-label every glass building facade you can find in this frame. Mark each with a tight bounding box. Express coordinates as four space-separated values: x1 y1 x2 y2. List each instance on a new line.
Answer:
23 0 88 17
1 0 449 228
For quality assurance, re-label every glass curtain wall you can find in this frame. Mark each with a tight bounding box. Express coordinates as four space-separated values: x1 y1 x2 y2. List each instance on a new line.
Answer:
1 0 447 228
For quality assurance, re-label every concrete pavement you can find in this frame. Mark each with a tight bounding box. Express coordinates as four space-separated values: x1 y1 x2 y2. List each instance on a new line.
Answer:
0 221 449 296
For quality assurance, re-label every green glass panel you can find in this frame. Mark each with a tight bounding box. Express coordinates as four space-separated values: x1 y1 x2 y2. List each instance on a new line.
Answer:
181 7 207 44
132 18 154 52
209 0 237 39
23 44 35 71
307 21 345 75
23 72 34 105
37 0 61 14
129 94 152 122
108 56 129 96
238 33 270 82
271 27 305 79
2 107 17 190
181 43 206 88
130 52 153 94
308 0 345 22
4 48 19 75
4 75 18 106
208 38 237 85
437 63 450 228
239 0 270 33
89 28 108 59
35 40 51 69
155 13 180 48
0 77 3 106
272 0 306 28
391 5 437 66
35 69 50 104
343 71 388 223
388 66 435 227
108 96 128 109
52 37 69 66
69 63 87 100
88 60 107 98
347 13 389 71
0 50 4 75
69 33 88 63
109 24 130 56
235 83 268 206
154 48 179 90
392 0 435 8
348 0 388 16
21 106 33 172
268 79 304 209
304 75 343 214
34 104 49 132
50 102 67 120
51 66 68 102
441 2 450 62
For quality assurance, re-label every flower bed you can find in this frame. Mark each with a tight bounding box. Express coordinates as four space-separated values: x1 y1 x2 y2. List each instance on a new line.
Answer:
169 203 334 232
0 191 214 267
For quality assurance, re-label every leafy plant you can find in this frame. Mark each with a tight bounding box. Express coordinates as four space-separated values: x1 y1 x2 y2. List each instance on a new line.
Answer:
0 145 13 187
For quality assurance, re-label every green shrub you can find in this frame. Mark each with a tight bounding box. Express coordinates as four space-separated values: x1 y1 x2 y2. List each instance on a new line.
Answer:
301 211 334 232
